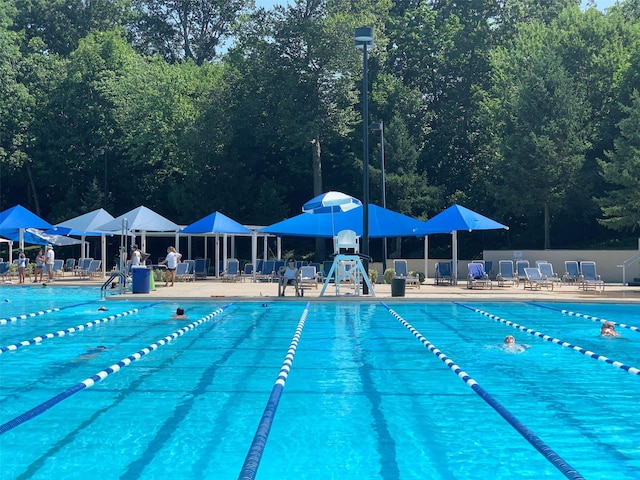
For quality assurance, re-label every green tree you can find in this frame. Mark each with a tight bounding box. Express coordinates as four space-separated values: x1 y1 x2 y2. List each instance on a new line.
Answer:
596 90 640 232
12 0 132 56
487 23 590 248
130 0 252 64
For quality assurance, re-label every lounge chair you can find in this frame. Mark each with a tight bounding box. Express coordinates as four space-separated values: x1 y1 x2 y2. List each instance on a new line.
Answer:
434 261 454 285
497 260 519 287
242 263 253 281
64 258 76 273
537 262 561 287
515 260 529 281
86 259 102 278
467 262 492 289
222 258 241 282
523 267 554 290
299 265 320 290
0 262 10 281
175 262 193 282
393 259 420 288
74 258 93 277
52 259 64 277
580 261 605 292
563 261 580 285
194 258 209 279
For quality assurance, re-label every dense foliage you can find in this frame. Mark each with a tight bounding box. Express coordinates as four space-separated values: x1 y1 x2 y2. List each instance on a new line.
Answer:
1 0 639 258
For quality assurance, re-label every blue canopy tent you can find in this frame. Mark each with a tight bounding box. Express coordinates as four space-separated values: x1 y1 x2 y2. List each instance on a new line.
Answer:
181 212 253 276
97 206 180 274
418 204 509 283
261 204 425 238
50 208 116 276
0 205 53 259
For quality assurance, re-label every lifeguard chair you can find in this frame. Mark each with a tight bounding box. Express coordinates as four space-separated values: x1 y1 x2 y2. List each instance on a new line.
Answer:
320 230 375 296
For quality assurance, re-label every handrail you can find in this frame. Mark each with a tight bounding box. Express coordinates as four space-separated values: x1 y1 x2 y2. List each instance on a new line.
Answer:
616 250 640 285
101 272 126 297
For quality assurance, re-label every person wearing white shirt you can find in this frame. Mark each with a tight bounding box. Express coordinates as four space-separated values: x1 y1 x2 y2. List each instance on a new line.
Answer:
159 246 182 286
45 245 55 282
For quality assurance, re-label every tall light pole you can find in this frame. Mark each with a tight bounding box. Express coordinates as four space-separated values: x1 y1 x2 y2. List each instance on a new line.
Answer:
370 121 386 273
94 148 107 209
355 26 373 294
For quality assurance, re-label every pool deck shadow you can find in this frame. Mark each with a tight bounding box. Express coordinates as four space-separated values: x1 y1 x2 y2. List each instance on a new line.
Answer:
12 275 640 303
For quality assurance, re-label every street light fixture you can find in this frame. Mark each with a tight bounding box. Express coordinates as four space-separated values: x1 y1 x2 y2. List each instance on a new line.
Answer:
355 26 373 294
370 121 386 273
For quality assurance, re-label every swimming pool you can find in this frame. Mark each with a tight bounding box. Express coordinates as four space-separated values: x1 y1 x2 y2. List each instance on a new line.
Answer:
0 287 638 479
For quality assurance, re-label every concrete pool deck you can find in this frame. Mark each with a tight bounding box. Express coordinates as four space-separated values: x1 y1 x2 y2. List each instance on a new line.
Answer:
17 274 640 303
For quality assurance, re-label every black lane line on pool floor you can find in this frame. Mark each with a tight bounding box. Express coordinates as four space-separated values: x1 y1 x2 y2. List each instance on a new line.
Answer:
346 304 400 480
13 306 237 480
381 302 584 480
528 303 640 333
238 302 310 480
457 303 640 376
123 305 273 479
0 304 162 354
0 303 172 404
0 301 94 325
0 304 233 435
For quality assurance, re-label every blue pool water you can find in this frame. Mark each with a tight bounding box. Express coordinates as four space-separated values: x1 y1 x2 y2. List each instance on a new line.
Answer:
0 287 639 479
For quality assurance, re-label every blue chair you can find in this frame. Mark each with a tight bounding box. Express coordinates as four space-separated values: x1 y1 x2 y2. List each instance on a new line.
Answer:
194 258 209 279
580 261 605 292
393 259 420 288
563 261 580 284
467 262 492 289
435 261 453 285
497 260 518 287
222 258 241 282
523 267 553 290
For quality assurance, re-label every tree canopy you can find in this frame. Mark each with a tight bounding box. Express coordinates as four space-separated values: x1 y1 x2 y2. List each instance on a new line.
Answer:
1 0 639 259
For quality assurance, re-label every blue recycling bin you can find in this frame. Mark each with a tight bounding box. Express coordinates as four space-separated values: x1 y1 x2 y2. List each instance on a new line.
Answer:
131 266 151 294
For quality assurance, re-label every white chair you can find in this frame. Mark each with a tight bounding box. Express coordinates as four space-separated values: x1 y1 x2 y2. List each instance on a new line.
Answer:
333 229 359 254
299 265 320 289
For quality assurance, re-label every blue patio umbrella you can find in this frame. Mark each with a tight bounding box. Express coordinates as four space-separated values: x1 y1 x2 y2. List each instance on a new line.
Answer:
180 211 251 234
418 204 509 284
302 191 362 214
1 228 83 246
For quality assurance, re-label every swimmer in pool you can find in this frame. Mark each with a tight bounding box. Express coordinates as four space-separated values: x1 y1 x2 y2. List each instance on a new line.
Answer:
75 345 110 362
98 306 108 311
600 322 620 337
502 335 530 353
172 307 187 319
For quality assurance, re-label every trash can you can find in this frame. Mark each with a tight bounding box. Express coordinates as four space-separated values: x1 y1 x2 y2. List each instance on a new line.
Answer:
391 277 406 297
131 266 151 294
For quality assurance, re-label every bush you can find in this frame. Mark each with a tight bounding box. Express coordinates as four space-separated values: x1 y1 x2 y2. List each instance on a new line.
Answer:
383 268 395 284
411 271 425 283
368 268 378 284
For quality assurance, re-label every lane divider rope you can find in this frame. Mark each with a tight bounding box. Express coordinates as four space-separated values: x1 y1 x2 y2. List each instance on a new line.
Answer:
0 303 161 355
0 303 233 435
457 303 640 376
528 303 640 333
238 302 310 480
381 302 584 480
0 302 94 326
